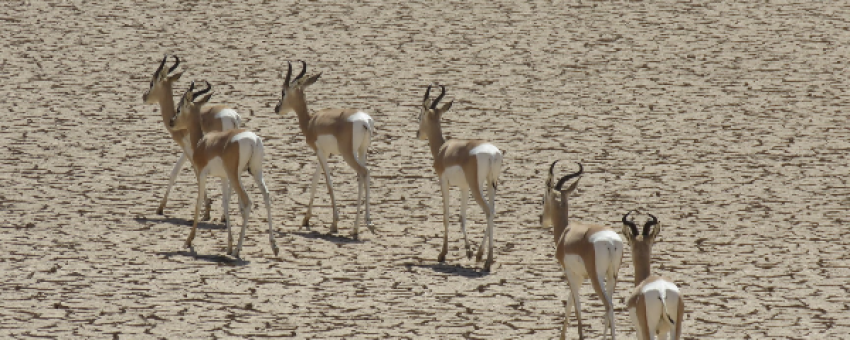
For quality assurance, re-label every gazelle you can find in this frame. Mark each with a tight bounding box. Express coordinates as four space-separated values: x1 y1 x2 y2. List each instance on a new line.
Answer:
273 61 375 239
416 85 503 272
169 81 278 258
542 161 623 340
621 211 684 340
142 54 242 220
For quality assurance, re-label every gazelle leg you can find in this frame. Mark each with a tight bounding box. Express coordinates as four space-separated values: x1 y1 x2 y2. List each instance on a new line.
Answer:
157 153 186 215
341 150 367 239
358 147 373 230
471 183 494 270
438 177 450 263
251 167 278 256
302 163 321 229
485 182 496 271
459 188 473 259
185 174 207 249
221 180 233 255
316 151 338 233
562 294 574 340
564 270 585 340
230 174 251 259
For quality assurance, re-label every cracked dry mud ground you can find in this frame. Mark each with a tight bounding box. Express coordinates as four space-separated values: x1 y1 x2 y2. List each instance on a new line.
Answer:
2 1 849 339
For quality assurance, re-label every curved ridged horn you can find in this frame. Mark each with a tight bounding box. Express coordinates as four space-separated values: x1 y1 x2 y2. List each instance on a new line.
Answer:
293 60 307 83
168 55 180 74
622 210 639 236
642 213 658 236
154 54 168 77
554 163 583 191
192 81 212 100
423 84 433 103
549 160 558 177
283 61 293 91
430 85 446 110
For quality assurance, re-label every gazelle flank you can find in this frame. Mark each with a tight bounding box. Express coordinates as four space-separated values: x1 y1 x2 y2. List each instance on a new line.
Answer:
274 61 375 239
142 54 242 220
417 85 503 272
542 162 623 340
170 81 278 258
621 211 684 340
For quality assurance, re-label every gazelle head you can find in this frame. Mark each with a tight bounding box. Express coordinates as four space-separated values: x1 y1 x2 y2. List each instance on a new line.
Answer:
143 55 183 104
416 84 453 140
169 81 213 130
274 61 322 115
621 210 661 266
540 161 583 227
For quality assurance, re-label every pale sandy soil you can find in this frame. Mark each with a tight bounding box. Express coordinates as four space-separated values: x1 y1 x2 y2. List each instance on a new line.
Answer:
2 1 850 339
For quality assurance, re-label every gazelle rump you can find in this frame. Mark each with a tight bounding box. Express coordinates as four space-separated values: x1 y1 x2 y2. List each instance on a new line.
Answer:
621 211 684 340
170 81 278 258
416 85 503 272
273 61 375 239
542 161 623 340
142 54 242 220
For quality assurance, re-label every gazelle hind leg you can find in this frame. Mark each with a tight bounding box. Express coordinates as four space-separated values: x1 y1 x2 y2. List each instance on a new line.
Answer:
561 294 574 340
316 150 338 233
341 149 368 238
358 144 373 230
302 163 321 228
185 174 207 249
438 177 450 263
459 188 472 259
221 180 233 255
230 174 251 259
564 270 585 340
251 167 278 256
158 153 187 215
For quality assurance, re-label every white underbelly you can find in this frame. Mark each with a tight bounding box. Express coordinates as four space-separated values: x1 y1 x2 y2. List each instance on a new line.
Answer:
316 134 340 155
442 165 468 189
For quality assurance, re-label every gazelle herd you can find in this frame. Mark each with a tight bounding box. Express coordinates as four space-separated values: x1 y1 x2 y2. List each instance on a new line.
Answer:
142 54 685 339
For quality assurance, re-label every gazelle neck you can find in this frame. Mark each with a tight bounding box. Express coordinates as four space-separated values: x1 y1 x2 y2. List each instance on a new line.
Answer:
156 84 177 131
426 119 446 159
553 194 570 244
631 247 653 285
290 93 312 136
184 110 205 154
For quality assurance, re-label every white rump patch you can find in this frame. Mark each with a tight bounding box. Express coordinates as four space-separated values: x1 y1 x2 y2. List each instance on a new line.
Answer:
316 134 340 156
232 131 260 173
641 278 680 295
589 229 622 244
469 143 500 156
215 109 242 130
346 111 372 124
442 165 468 188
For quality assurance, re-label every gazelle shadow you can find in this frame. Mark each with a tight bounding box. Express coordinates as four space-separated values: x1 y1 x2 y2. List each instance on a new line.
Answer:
156 249 250 266
407 262 491 278
133 216 226 230
292 229 365 245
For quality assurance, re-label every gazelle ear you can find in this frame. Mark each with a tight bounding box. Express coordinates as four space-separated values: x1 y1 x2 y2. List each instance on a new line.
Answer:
621 225 634 245
167 71 183 83
303 72 322 87
438 100 453 114
649 222 662 241
195 93 213 105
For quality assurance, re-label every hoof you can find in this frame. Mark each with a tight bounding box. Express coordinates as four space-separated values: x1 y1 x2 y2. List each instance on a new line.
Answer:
350 232 359 240
437 253 446 263
466 250 474 260
329 222 339 234
156 207 164 215
366 222 376 233
272 247 280 256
